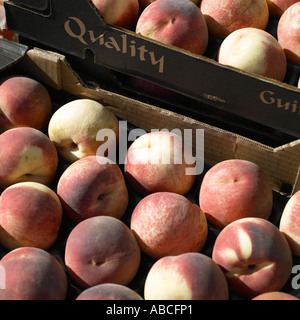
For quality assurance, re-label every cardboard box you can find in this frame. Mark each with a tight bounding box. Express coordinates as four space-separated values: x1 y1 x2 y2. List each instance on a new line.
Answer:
1 38 298 196
4 0 300 138
1 38 300 300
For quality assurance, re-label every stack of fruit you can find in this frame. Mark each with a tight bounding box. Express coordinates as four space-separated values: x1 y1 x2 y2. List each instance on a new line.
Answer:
90 0 300 90
0 71 299 300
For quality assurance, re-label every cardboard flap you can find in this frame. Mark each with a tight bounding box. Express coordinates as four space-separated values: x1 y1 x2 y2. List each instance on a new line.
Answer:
18 47 79 91
0 38 27 71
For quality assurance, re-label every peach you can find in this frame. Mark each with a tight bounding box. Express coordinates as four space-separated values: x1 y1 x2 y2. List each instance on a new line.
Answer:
134 0 208 96
136 0 209 56
76 283 143 300
125 131 196 195
48 99 119 163
130 192 208 259
0 247 68 300
279 190 300 256
0 127 58 189
91 0 139 30
57 155 129 223
212 217 293 297
64 216 141 289
0 181 62 250
218 27 287 82
139 0 200 10
267 0 299 17
277 2 300 65
200 0 269 39
199 159 273 229
144 252 229 300
0 75 52 133
252 291 299 300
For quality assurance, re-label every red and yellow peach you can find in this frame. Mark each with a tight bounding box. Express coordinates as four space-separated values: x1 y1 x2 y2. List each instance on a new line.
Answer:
139 0 200 10
199 159 273 229
76 283 143 300
136 0 209 56
125 131 196 195
0 181 62 250
144 252 229 300
279 190 300 256
91 0 139 30
48 99 119 163
0 75 52 133
267 0 299 17
57 155 128 223
64 216 141 289
0 127 58 189
277 2 300 65
218 27 287 82
200 0 269 39
252 291 299 300
130 192 207 259
0 247 68 300
212 217 293 297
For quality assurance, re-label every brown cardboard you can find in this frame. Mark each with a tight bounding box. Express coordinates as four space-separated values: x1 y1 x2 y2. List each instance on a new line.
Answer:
4 0 300 138
17 47 300 196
